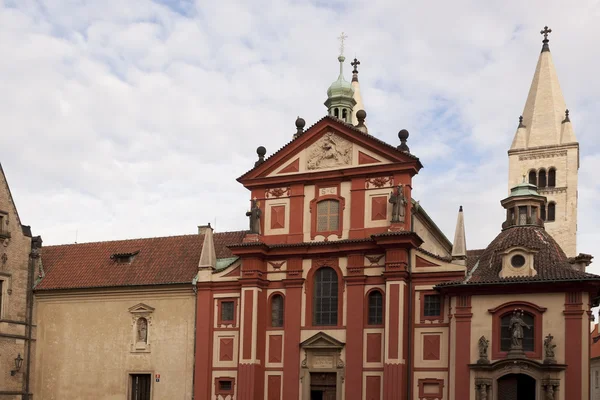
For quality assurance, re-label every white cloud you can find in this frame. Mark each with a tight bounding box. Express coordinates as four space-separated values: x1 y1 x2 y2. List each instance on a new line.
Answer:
1 0 599 276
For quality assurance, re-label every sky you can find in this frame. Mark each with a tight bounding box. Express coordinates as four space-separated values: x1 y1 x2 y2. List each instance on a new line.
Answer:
1 0 599 272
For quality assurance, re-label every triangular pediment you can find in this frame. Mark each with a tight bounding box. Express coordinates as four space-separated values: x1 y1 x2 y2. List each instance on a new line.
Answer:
300 331 345 349
128 303 155 314
238 116 421 183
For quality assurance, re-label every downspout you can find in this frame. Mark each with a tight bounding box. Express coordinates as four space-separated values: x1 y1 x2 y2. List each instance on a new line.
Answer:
406 206 415 400
191 277 198 400
24 237 40 400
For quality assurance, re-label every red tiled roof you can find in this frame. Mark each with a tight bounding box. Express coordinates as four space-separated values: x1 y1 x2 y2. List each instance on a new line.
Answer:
36 231 246 291
466 249 485 272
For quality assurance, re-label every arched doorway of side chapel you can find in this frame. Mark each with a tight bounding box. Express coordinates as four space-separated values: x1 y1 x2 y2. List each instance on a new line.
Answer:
497 374 536 400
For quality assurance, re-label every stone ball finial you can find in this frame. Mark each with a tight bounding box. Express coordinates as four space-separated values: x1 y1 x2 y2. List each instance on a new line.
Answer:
355 110 368 133
255 146 266 167
294 116 306 139
397 129 410 153
356 109 366 121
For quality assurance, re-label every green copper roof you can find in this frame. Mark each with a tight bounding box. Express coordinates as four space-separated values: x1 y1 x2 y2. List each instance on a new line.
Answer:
327 55 354 99
215 257 239 271
508 181 544 198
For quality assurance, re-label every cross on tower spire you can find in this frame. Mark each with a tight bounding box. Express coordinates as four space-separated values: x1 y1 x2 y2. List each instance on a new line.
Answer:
540 26 552 52
351 58 360 74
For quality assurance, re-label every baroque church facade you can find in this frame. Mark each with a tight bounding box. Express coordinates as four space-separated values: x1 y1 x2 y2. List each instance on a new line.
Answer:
0 28 597 400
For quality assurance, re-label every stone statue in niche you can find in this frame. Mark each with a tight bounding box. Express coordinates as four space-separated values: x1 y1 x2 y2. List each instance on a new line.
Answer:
246 198 262 234
545 385 554 400
509 310 530 350
306 132 352 170
544 333 556 364
477 336 490 364
389 184 407 223
137 318 148 343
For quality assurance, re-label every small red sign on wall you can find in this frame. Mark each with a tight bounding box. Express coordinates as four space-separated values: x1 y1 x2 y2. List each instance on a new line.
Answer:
155 374 160 383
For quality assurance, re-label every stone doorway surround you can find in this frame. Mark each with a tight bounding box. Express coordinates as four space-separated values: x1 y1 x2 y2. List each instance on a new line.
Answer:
300 332 346 400
470 358 565 400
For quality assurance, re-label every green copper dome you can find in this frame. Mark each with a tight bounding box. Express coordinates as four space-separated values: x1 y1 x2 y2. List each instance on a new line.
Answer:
327 56 355 99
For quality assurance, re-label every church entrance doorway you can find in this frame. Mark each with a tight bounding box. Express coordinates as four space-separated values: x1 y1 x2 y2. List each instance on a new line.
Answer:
497 374 536 400
310 372 336 400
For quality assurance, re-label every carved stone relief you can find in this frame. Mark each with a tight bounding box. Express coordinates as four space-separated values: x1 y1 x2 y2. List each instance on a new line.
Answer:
306 132 352 170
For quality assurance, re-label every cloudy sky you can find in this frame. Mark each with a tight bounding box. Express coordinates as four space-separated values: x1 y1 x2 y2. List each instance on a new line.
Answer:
1 0 599 270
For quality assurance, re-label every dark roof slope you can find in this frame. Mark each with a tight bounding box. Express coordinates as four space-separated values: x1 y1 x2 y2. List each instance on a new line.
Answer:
36 231 246 291
439 226 599 287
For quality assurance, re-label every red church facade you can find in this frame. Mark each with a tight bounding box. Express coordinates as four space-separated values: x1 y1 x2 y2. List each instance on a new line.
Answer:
193 116 468 400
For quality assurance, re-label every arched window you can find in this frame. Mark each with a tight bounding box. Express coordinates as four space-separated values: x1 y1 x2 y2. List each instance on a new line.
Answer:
547 202 556 221
528 170 537 186
313 267 338 326
342 108 348 121
538 169 547 188
270 294 284 328
500 311 534 352
316 200 340 232
367 290 383 325
548 168 556 187
334 108 339 118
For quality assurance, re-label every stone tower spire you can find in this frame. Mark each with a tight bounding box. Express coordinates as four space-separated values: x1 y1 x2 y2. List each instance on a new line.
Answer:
324 33 356 124
508 27 579 256
350 57 365 124
451 206 467 265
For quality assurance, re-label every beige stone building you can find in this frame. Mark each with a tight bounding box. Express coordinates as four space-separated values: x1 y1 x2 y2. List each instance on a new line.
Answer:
32 228 244 400
508 29 579 257
0 165 38 400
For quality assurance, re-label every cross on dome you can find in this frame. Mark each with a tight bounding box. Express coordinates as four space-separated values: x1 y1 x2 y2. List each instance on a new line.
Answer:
337 32 348 56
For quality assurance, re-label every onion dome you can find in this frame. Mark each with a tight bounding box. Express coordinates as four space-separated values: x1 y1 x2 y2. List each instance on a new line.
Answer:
324 55 356 124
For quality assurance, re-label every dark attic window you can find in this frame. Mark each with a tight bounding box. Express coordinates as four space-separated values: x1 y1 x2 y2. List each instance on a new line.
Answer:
110 251 140 264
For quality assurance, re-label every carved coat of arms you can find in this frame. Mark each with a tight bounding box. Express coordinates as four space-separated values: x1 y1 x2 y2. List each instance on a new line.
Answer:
306 132 352 170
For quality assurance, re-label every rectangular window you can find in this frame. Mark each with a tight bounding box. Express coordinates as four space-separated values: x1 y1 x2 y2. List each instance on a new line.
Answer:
130 374 151 400
317 200 340 232
596 370 599 388
0 280 3 318
216 378 235 395
221 301 234 323
423 295 441 317
518 206 527 225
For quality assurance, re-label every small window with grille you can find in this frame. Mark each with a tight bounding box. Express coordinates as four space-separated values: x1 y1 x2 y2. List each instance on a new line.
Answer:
316 200 340 232
367 290 383 325
423 295 441 317
270 294 284 328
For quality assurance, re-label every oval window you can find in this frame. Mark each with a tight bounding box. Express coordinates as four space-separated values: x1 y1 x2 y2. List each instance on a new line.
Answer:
511 255 526 268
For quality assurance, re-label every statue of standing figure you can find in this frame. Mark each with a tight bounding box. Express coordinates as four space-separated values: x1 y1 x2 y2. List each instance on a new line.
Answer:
544 334 557 363
246 198 262 234
137 318 148 343
509 310 530 350
477 336 490 364
389 184 407 223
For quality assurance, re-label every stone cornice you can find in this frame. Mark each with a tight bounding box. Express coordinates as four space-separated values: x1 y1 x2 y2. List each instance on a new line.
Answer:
508 142 578 157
